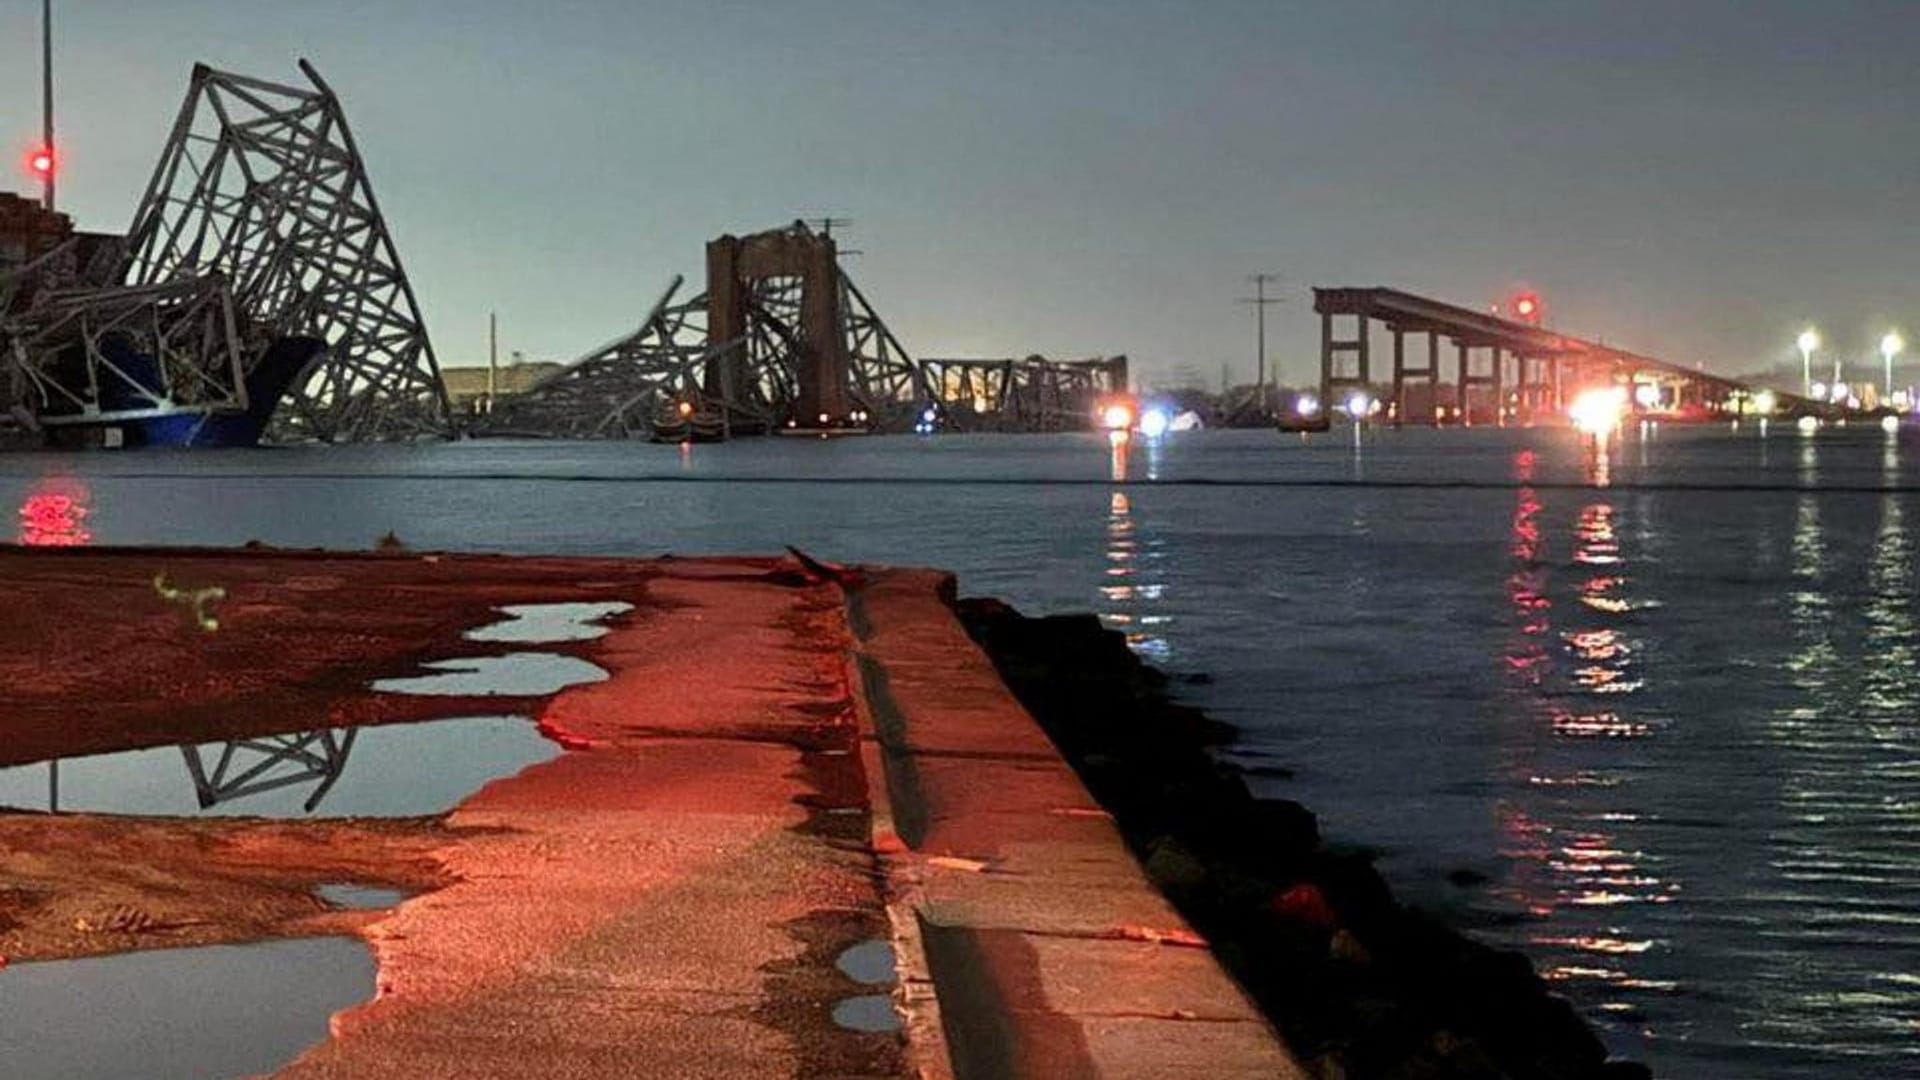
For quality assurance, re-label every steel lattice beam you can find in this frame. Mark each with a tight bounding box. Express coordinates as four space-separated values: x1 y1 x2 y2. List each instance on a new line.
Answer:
6 275 249 432
923 355 1128 431
120 60 452 441
483 222 929 438
480 276 741 438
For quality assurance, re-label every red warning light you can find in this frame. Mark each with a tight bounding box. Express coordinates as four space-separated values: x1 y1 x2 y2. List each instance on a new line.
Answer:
26 147 54 178
1511 290 1542 324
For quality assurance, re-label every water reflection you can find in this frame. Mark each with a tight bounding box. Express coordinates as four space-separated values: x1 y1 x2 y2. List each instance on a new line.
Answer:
17 478 92 546
1492 452 1676 1037
1750 464 1920 1057
0 938 374 1080
181 729 358 813
1584 436 1613 488
0 716 559 818
1098 488 1171 663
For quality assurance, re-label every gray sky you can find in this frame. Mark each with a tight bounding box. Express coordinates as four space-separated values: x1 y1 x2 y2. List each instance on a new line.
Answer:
4 0 1917 385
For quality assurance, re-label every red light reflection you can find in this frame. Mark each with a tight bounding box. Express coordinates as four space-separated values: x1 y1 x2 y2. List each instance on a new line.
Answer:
18 481 93 547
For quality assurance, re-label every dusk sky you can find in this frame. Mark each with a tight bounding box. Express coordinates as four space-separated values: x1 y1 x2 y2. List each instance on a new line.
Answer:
4 0 1917 386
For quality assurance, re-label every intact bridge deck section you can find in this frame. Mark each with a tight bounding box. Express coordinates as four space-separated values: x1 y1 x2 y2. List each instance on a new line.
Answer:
1315 286 1823 425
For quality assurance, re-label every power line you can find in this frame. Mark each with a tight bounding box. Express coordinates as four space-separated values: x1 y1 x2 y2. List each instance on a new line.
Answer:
1237 272 1285 399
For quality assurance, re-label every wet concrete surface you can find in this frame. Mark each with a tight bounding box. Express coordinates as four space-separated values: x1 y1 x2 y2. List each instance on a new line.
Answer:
0 548 1293 1078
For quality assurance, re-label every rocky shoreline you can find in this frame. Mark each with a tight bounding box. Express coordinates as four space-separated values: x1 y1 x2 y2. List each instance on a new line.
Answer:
957 596 1650 1080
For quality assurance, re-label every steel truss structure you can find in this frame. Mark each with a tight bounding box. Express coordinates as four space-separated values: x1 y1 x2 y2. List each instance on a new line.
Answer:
480 222 929 438
6 276 248 430
922 354 1129 431
838 272 924 422
4 61 449 442
117 60 451 439
482 276 734 438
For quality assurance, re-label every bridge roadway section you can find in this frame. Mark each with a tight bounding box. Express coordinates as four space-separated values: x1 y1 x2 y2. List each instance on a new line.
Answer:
0 546 1299 1079
1315 286 1825 424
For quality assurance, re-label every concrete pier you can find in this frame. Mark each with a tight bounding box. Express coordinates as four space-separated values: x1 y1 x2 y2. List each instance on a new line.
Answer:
0 547 1296 1078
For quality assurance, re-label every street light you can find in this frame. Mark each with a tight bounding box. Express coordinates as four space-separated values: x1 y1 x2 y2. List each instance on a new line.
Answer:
1881 332 1904 399
1797 329 1819 398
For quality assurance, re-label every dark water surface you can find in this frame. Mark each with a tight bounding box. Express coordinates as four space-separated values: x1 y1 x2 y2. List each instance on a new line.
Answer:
5 424 1916 1078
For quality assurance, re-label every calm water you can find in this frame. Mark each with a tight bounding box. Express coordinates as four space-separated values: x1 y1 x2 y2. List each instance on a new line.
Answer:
0 937 373 1079
5 424 1917 1078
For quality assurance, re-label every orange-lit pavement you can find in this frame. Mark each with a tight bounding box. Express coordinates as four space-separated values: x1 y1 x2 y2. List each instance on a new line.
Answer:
0 548 1296 1078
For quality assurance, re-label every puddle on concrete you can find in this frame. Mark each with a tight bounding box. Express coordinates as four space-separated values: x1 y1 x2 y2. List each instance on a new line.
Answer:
370 652 608 697
315 883 410 910
831 994 901 1033
465 601 633 643
835 939 898 986
0 715 559 818
0 937 372 1079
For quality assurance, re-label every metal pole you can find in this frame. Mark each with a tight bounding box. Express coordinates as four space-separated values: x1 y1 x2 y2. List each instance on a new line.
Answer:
1256 275 1266 399
1241 273 1282 414
42 0 56 212
488 311 498 408
1801 346 1811 398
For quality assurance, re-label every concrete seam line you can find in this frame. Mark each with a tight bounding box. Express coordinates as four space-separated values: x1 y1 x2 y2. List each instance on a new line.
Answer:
844 581 957 1080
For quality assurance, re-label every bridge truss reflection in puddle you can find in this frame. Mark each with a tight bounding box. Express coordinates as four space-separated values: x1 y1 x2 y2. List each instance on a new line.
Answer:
23 728 359 816
7 714 560 819
181 729 359 813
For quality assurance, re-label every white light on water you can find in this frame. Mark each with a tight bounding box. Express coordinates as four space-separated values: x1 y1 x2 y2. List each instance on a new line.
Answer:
1138 407 1171 439
1295 394 1321 417
1344 392 1371 418
1570 387 1628 435
1797 415 1820 435
1882 415 1902 435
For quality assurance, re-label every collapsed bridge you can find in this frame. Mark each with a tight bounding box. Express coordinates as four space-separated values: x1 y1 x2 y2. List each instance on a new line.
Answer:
478 221 1128 438
1 61 452 446
2 63 1124 446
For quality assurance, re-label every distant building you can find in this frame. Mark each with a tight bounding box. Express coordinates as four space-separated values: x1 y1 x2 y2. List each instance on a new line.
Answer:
0 191 73 276
441 361 566 415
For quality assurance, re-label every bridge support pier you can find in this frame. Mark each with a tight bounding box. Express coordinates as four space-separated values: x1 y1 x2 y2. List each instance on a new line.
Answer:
1387 326 1440 426
1319 306 1372 416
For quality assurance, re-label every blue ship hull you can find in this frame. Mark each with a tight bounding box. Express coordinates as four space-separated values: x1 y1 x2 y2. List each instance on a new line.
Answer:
45 336 324 449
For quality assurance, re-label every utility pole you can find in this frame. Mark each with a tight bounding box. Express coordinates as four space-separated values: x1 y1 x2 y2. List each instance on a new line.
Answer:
487 311 498 410
42 0 56 212
1238 273 1284 411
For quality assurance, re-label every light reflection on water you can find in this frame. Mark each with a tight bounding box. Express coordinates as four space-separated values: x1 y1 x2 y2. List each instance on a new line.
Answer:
3 425 1918 1078
1482 432 1920 1076
1099 464 1173 662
